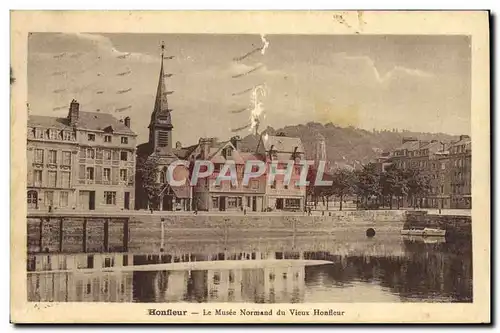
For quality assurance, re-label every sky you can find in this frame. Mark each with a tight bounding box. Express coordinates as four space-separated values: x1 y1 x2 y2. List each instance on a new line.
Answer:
28 33 471 146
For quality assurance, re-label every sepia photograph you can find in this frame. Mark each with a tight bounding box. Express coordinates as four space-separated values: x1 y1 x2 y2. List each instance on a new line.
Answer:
10 10 490 324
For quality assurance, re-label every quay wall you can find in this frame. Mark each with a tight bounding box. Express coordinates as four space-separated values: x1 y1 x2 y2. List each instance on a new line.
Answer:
26 210 471 254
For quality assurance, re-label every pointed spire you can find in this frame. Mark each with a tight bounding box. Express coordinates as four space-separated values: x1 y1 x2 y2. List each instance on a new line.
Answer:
151 41 173 128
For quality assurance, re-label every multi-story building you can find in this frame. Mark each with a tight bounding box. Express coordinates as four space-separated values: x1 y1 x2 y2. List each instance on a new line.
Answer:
27 100 137 212
448 135 472 208
256 133 307 211
187 136 267 212
379 134 471 209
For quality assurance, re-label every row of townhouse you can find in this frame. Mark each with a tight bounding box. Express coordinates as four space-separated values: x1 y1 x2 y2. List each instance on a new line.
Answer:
376 135 471 209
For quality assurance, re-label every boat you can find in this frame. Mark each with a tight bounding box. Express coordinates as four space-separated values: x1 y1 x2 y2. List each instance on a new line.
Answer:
400 227 446 237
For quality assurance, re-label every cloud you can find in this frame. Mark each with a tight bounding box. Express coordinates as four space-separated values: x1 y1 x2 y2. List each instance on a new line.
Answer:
342 54 434 84
33 33 159 63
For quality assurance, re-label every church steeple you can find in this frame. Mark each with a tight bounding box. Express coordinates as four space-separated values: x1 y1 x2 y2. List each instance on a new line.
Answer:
149 41 175 155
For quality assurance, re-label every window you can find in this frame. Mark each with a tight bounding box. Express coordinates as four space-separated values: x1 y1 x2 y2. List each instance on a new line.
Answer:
62 151 71 165
34 149 44 163
48 129 58 140
120 169 127 182
121 137 128 144
104 135 112 143
120 151 128 161
86 148 95 159
222 147 233 159
48 150 57 164
271 180 277 189
27 190 38 209
441 163 446 170
227 197 238 208
86 167 94 180
104 257 114 268
61 171 71 188
62 131 72 141
88 133 95 141
285 198 301 208
284 185 289 189
103 168 111 182
212 197 219 209
44 191 54 206
34 128 44 139
214 164 221 173
33 170 42 186
104 191 116 205
59 192 69 207
251 179 259 189
47 171 57 187
103 150 111 160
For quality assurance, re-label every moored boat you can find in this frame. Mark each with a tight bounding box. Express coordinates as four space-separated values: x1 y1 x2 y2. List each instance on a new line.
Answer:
400 227 446 237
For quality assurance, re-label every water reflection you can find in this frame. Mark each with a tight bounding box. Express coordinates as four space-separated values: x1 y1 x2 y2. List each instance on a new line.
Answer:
27 236 472 303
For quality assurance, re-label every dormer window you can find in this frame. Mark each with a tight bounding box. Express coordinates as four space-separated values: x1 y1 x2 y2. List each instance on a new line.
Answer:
33 128 44 139
62 131 73 141
104 135 112 143
222 147 233 159
48 129 58 140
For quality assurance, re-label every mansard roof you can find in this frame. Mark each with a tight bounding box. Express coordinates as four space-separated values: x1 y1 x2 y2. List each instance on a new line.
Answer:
28 112 135 135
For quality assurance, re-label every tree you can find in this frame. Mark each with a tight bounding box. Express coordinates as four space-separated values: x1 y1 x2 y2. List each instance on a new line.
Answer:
380 164 408 209
354 163 381 209
136 155 163 210
406 168 431 209
331 168 355 211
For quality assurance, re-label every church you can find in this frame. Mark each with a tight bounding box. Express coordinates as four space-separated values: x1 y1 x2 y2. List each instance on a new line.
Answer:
134 44 192 211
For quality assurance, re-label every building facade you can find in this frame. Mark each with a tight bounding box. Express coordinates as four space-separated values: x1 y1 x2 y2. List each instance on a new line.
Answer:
27 100 137 212
379 134 471 209
448 135 472 209
256 134 307 211
187 136 267 212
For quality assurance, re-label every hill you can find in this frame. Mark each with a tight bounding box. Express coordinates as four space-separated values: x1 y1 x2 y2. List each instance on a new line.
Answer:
239 122 459 167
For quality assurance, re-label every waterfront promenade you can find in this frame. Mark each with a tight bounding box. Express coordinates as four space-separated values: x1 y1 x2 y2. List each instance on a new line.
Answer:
27 208 471 217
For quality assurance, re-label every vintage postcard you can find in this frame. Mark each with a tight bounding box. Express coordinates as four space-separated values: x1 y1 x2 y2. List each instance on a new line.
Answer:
10 11 490 324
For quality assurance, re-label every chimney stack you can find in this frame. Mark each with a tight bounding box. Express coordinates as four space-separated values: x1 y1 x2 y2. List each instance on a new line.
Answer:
68 99 79 126
199 138 213 160
124 116 131 128
459 134 470 141
230 135 241 150
402 137 418 144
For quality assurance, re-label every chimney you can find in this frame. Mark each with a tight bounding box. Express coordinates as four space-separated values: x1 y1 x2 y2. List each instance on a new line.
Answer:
419 140 430 148
459 134 470 141
199 138 212 160
230 135 241 151
124 116 131 128
68 99 79 126
402 137 418 144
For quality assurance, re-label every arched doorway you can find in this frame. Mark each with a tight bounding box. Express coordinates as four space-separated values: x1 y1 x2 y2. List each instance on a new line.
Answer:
27 190 38 209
